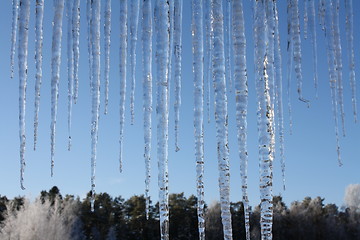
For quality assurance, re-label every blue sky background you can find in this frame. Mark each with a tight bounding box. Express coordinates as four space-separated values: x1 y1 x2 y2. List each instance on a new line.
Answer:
0 0 359 208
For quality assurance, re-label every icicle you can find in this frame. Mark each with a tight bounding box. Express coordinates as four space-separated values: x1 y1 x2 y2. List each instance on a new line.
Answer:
90 0 101 212
66 0 74 151
332 0 345 136
33 0 44 151
232 0 250 238
87 0 93 92
104 0 111 115
308 0 319 98
319 0 326 31
253 1 274 239
154 1 170 239
224 0 232 93
174 0 182 152
291 0 309 105
18 0 30 190
119 0 127 173
303 0 308 40
129 0 140 125
345 0 357 122
50 0 65 177
11 0 20 79
324 0 342 166
142 0 152 220
204 0 212 123
286 0 294 134
274 1 286 191
191 0 205 238
212 0 233 239
72 0 80 104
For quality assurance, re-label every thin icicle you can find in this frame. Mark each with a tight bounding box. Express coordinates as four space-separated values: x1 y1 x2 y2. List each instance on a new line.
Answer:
104 0 111 115
154 1 170 239
90 0 101 212
87 0 93 92
204 0 212 123
286 0 294 134
18 0 30 190
345 0 357 122
253 0 274 239
332 0 345 136
11 0 20 79
191 0 205 238
224 0 232 93
119 0 127 173
50 0 65 177
129 0 140 125
33 0 45 151
232 0 250 238
308 0 319 98
324 0 342 166
318 0 326 31
142 0 152 220
72 0 80 104
212 0 233 239
66 0 74 151
174 0 182 152
303 0 308 40
274 1 286 191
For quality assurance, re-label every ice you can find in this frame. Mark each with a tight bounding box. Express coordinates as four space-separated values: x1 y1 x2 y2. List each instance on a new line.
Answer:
11 0 20 79
103 0 111 115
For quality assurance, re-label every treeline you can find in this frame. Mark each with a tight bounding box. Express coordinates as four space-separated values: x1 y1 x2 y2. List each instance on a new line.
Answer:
0 186 359 239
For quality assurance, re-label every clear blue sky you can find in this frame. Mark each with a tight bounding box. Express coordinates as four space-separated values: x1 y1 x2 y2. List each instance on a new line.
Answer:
0 0 359 209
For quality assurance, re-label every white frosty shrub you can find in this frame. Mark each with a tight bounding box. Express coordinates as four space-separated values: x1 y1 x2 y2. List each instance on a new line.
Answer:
344 184 360 211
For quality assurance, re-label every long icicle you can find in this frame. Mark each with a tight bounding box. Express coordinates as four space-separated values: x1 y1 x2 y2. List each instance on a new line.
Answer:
72 0 80 104
204 0 212 123
274 1 286 191
191 1 205 238
345 0 357 122
154 1 170 239
232 0 250 238
90 0 101 212
119 0 127 173
174 0 182 152
18 0 30 190
308 0 319 98
33 0 45 151
303 0 308 40
11 0 20 79
142 0 152 220
324 0 342 166
50 0 65 177
212 0 233 238
66 0 74 151
254 1 274 239
286 0 294 134
224 0 232 93
129 0 140 125
104 0 111 115
86 0 93 94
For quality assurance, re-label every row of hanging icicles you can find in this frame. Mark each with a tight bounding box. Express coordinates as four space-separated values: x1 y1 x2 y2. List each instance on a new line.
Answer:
11 0 357 239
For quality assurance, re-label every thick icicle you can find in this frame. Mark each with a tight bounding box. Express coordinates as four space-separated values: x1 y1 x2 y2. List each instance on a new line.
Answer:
324 0 342 166
129 0 140 125
274 1 286 191
286 0 294 133
308 0 319 98
11 0 20 79
66 0 74 151
232 0 250 238
90 0 101 212
345 0 357 122
72 0 80 104
332 0 345 136
212 0 233 239
33 0 45 151
303 0 308 40
50 0 65 176
204 0 212 123
18 0 30 190
191 1 205 238
174 0 182 152
104 0 111 115
253 1 274 239
154 1 170 239
142 0 152 220
119 0 127 173
224 0 232 93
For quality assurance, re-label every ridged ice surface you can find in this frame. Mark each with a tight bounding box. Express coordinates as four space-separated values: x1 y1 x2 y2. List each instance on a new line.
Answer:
204 0 212 123
103 0 111 115
33 0 44 151
286 0 294 133
224 0 232 93
72 0 80 104
11 0 20 79
191 0 205 239
154 1 170 239
232 0 250 238
142 0 152 220
50 0 65 176
18 0 30 190
308 0 319 97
